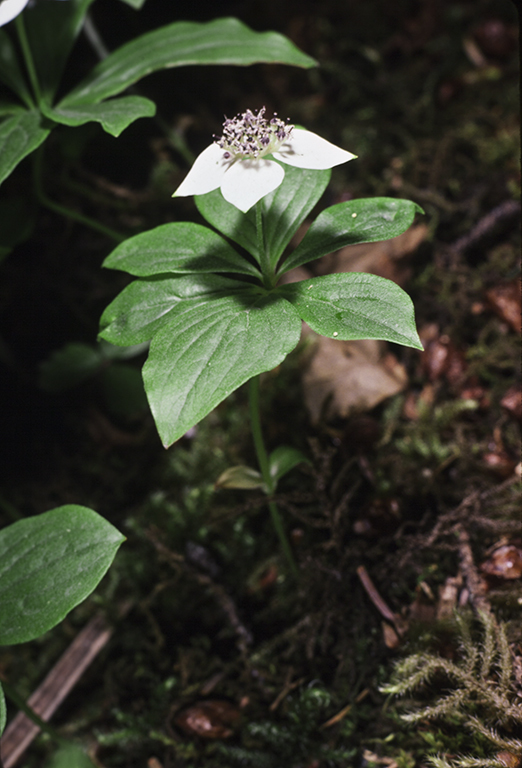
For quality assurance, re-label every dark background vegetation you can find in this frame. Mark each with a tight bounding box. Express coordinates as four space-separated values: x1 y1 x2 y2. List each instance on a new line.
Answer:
0 0 520 766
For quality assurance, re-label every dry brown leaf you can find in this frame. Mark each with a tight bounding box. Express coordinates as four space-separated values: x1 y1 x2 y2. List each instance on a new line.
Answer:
496 752 522 768
382 621 401 649
485 279 522 333
501 384 522 421
174 700 241 739
302 336 408 423
480 545 522 580
482 450 517 478
460 383 490 410
315 224 428 285
419 327 468 385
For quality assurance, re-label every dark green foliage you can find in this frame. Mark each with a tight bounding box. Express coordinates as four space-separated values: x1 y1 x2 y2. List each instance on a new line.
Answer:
216 685 357 767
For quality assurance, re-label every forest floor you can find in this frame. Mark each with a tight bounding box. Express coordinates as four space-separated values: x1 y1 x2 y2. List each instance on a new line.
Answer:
0 1 520 767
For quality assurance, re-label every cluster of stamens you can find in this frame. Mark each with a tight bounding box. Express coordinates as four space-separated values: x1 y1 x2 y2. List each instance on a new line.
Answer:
214 107 293 160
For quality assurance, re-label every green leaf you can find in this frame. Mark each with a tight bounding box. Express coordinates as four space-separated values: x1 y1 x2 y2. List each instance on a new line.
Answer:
143 292 302 446
0 111 51 186
262 165 331 269
0 29 32 106
0 101 26 117
99 339 149 361
103 222 261 278
46 96 156 137
195 164 330 267
278 273 423 349
117 0 147 7
215 465 264 490
39 342 102 392
0 506 125 645
278 198 424 275
44 743 96 768
99 274 249 346
269 445 310 486
25 0 96 102
0 681 5 736
60 18 316 107
195 190 258 261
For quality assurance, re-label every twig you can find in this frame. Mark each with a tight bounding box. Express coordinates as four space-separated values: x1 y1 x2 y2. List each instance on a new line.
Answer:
269 669 306 711
356 565 407 636
321 688 369 729
0 613 112 768
398 474 520 565
455 524 492 616
449 200 520 256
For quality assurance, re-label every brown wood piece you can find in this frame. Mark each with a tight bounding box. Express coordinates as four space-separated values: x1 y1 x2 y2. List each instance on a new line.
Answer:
356 565 407 639
0 613 112 768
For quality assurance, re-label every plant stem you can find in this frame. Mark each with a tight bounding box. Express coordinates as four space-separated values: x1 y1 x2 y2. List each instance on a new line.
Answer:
33 148 125 243
255 202 276 289
248 375 299 579
15 14 41 106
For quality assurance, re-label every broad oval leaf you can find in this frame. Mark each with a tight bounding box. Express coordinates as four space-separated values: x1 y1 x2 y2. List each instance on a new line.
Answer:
215 465 264 490
0 506 125 646
269 445 310 486
103 222 260 278
195 164 331 268
47 96 156 137
42 743 96 768
278 198 424 275
0 111 51 186
61 18 316 107
143 292 302 446
195 190 258 261
278 273 423 349
100 274 249 346
0 102 26 118
262 165 331 269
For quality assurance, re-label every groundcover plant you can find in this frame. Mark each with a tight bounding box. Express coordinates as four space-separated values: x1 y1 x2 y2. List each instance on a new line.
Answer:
0 0 317 753
0 506 125 737
0 0 315 235
100 106 423 572
1 1 519 766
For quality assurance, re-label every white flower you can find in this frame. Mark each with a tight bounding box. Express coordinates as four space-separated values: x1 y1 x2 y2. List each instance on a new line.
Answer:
0 0 30 26
173 107 356 213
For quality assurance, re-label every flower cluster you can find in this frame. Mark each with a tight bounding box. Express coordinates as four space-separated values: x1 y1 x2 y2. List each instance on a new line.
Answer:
216 107 293 160
173 107 356 213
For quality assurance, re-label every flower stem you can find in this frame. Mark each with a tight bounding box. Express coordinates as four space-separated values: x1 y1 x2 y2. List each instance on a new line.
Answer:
33 148 125 243
255 202 276 290
248 375 299 579
15 14 41 107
